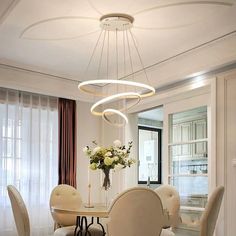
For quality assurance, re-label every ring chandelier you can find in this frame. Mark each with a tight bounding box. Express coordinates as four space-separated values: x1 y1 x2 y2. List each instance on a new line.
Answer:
78 13 155 126
91 92 141 116
102 109 129 127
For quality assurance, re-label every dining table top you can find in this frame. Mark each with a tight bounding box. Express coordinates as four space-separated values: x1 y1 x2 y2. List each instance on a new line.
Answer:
51 203 172 228
51 203 109 218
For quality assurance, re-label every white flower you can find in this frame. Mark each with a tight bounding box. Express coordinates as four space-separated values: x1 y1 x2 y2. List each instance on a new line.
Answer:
92 146 101 154
114 163 124 170
114 156 119 161
83 147 88 153
117 149 123 155
105 151 112 157
90 163 97 170
113 140 121 147
104 157 114 166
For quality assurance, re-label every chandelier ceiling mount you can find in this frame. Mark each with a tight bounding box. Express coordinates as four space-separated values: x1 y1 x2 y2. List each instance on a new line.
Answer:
100 13 134 31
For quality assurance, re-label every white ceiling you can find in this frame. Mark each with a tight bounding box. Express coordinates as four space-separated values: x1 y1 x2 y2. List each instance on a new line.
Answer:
0 0 236 95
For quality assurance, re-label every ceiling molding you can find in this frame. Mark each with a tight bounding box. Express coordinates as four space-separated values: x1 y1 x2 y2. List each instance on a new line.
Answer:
1 29 236 91
154 61 236 93
0 62 81 83
134 1 233 15
0 0 19 25
116 30 236 82
20 16 99 40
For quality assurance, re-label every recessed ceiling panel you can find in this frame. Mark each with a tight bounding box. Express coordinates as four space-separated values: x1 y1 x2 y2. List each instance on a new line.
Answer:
0 0 19 24
133 1 233 29
21 17 99 40
0 0 235 89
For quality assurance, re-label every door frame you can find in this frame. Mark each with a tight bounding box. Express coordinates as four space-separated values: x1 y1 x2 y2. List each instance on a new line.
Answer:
163 88 216 194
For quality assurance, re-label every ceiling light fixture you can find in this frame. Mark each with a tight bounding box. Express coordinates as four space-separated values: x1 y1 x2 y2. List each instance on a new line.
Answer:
91 92 141 116
78 80 155 98
78 13 155 126
102 108 128 127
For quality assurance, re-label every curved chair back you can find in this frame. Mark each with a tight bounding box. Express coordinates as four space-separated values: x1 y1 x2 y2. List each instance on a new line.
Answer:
7 185 30 236
200 186 224 236
50 184 82 227
155 185 181 228
107 187 165 236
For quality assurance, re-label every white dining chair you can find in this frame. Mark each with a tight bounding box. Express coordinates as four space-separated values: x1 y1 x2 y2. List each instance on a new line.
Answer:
176 186 225 236
50 184 82 228
7 185 74 236
199 186 224 236
107 187 174 236
155 185 181 230
7 185 103 236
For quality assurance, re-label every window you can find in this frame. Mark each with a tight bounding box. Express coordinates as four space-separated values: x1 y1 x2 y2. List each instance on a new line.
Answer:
138 126 162 184
0 88 58 235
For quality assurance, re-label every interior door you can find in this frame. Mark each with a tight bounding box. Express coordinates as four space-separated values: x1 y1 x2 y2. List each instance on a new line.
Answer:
163 94 213 212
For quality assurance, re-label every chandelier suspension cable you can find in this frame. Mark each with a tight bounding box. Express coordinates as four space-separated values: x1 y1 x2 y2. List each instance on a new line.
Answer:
116 29 119 80
123 27 126 79
107 30 110 80
126 29 139 96
115 29 121 120
128 29 151 85
84 30 104 79
126 29 134 81
78 13 156 127
123 26 128 112
97 30 107 79
105 30 109 99
115 29 119 101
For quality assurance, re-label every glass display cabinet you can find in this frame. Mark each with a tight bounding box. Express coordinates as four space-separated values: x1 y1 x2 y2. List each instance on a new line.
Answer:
168 106 208 229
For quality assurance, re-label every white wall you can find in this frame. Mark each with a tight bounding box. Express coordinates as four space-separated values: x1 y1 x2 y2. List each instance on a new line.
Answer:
0 64 95 101
76 100 102 203
216 69 236 236
101 116 131 202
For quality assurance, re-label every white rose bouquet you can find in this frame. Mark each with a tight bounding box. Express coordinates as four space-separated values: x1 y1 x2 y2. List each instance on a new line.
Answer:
83 140 135 190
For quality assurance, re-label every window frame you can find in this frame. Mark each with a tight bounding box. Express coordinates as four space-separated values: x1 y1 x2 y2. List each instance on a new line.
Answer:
138 125 162 185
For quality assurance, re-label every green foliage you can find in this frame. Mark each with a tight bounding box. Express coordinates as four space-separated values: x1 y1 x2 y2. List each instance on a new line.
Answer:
83 140 135 171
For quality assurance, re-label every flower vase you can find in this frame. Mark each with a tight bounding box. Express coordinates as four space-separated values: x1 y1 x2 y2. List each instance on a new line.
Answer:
101 169 112 207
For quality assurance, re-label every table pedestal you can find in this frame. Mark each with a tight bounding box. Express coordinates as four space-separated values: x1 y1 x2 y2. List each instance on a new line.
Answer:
74 216 106 236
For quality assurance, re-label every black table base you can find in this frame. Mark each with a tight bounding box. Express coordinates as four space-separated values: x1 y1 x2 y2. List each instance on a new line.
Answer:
74 216 106 236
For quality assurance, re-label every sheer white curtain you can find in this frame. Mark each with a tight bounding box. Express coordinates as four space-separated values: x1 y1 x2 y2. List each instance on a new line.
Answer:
0 88 58 236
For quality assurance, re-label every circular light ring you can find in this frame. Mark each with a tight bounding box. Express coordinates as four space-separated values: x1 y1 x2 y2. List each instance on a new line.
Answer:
102 108 128 127
91 92 141 116
78 79 155 98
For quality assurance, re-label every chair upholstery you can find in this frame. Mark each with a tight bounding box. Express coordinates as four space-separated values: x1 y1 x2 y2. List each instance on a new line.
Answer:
50 184 82 227
107 187 169 236
155 185 181 230
7 185 30 236
54 226 104 236
199 186 224 236
7 185 94 236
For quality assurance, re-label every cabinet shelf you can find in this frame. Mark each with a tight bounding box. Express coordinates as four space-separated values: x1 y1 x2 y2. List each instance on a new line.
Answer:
168 138 208 146
172 156 207 161
180 206 205 212
168 174 208 177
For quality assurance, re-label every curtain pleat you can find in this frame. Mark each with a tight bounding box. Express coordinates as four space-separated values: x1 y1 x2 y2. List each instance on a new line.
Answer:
58 98 77 188
0 88 58 236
